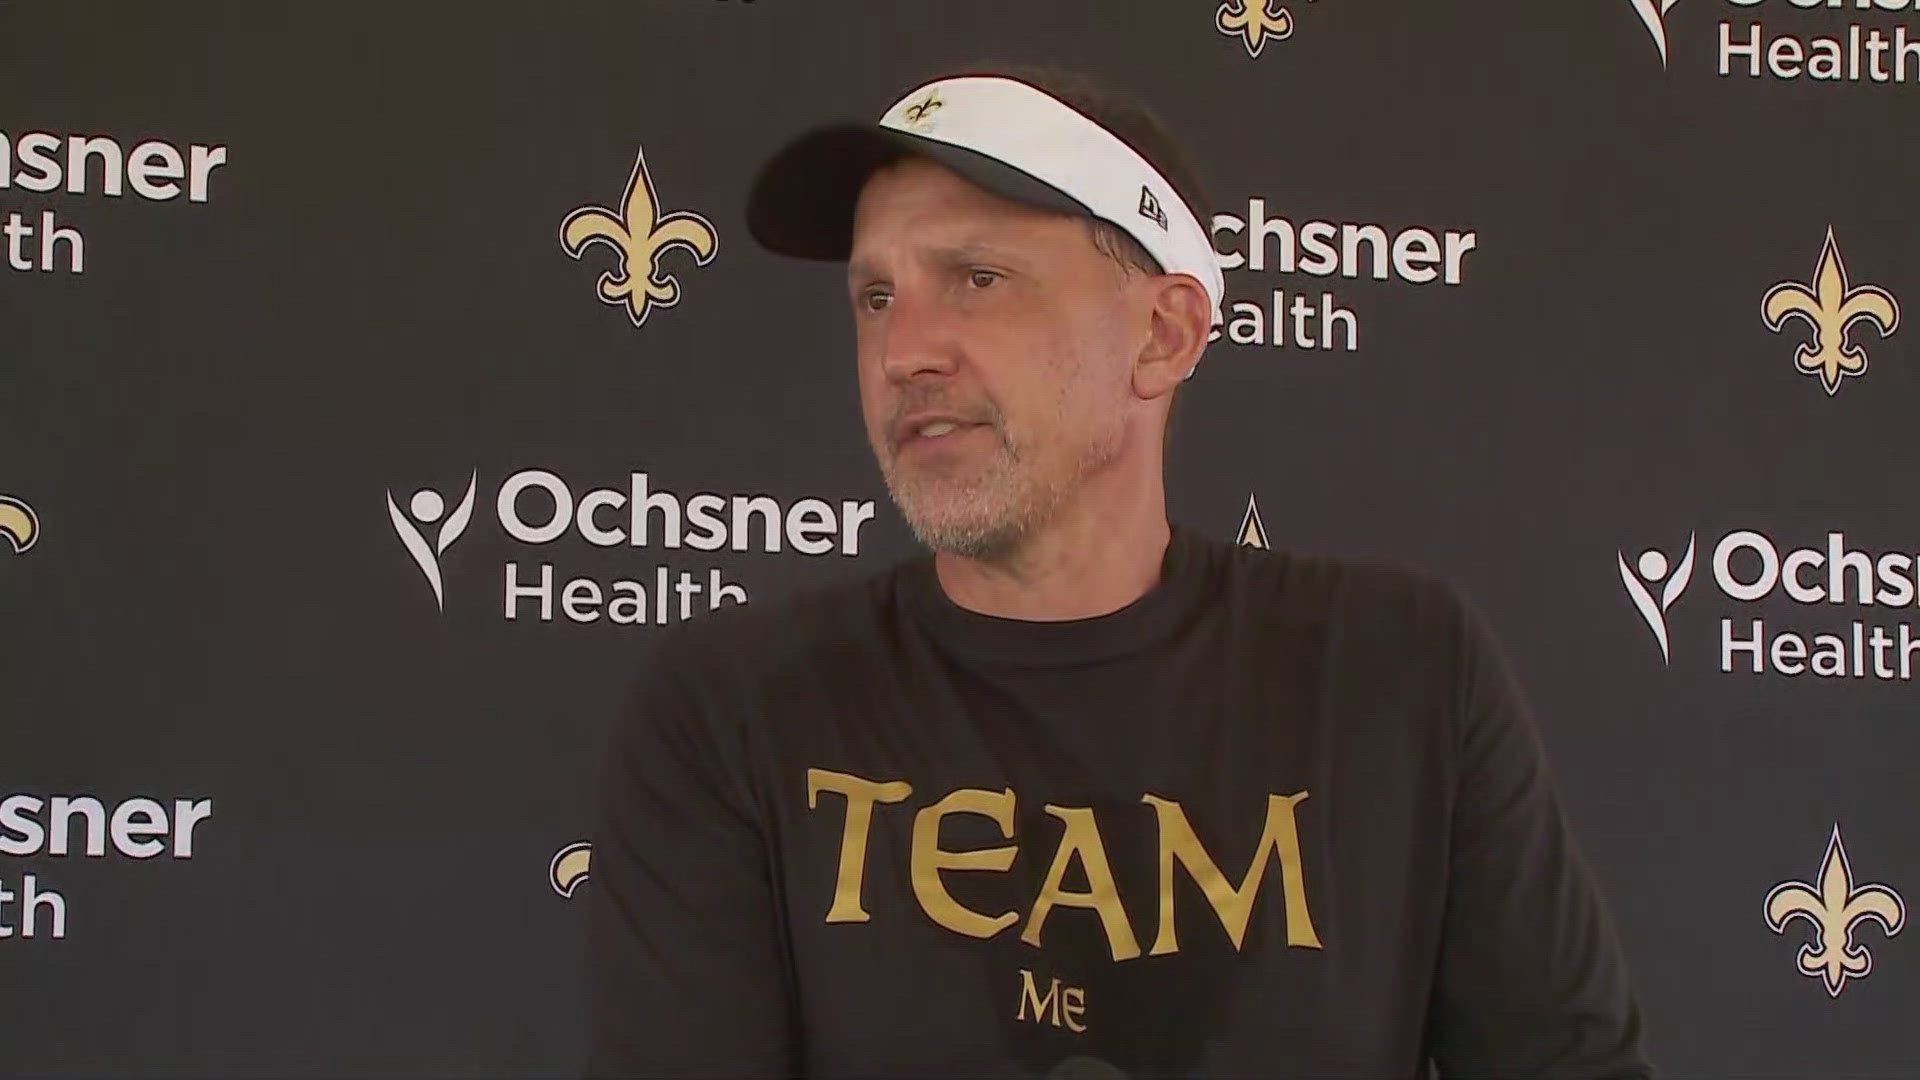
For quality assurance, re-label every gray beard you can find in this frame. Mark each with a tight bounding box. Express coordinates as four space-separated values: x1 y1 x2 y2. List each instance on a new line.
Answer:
880 418 1122 564
883 426 1034 562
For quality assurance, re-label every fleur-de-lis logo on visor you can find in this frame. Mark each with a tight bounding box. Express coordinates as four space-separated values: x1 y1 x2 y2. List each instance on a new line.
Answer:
902 90 942 131
562 147 718 328
1762 228 1900 396
1217 0 1298 59
1765 824 1905 997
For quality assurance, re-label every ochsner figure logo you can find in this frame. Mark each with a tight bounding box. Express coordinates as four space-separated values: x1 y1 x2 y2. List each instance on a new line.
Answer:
387 474 477 611
1629 0 1682 67
1619 535 1696 663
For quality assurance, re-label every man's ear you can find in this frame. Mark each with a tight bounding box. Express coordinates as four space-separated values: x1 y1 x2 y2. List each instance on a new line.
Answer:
1132 274 1212 400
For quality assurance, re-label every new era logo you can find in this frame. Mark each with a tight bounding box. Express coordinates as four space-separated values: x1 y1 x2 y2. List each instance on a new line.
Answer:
1138 186 1168 231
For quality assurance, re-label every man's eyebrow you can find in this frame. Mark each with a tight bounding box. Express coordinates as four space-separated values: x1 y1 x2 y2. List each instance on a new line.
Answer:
931 239 1027 265
848 240 1033 281
847 256 884 286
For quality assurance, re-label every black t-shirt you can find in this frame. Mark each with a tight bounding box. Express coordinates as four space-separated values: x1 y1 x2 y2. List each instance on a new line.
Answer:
584 523 1652 1079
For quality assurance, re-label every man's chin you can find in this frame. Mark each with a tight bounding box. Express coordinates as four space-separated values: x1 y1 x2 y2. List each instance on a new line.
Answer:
918 527 1024 563
893 501 1029 561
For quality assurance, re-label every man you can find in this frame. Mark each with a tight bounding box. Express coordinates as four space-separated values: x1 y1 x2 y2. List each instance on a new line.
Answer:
585 66 1652 1079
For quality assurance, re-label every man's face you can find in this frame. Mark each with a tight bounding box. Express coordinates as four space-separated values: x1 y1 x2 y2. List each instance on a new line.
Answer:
847 156 1143 561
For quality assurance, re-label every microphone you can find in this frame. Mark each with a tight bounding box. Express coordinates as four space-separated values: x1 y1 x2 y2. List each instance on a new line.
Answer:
1047 1054 1131 1080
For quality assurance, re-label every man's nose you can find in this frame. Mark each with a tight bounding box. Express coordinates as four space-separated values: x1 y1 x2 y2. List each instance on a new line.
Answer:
875 293 961 383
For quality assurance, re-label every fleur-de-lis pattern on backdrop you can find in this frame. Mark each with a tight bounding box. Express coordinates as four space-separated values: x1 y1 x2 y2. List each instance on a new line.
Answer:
0 494 38 554
1765 825 1906 997
550 842 592 899
1216 0 1298 59
1762 228 1901 396
1238 494 1271 549
6 4 1920 1076
561 147 719 328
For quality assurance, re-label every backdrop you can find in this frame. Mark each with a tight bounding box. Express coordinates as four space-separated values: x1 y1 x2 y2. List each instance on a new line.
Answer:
3 1 1914 1077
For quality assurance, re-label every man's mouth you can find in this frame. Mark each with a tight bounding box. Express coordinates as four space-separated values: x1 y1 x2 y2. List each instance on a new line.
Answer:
900 421 986 451
895 411 989 451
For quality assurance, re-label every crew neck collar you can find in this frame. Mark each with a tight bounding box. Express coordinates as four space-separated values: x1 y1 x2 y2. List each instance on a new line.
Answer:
902 523 1210 668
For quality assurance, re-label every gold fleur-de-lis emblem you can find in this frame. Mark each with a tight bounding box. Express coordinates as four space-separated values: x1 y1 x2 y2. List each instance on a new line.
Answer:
902 90 943 131
1761 228 1900 395
1217 0 1302 59
549 841 592 898
1764 824 1905 997
561 147 718 328
0 494 40 554
1237 493 1270 549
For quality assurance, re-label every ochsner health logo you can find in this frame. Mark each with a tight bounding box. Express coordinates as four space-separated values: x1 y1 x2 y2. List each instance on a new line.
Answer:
386 467 876 628
1629 0 1920 85
1619 534 1697 663
1621 528 1920 680
387 474 477 612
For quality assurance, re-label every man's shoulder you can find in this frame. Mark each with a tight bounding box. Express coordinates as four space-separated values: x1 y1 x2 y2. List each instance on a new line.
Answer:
641 557 914 678
1207 540 1489 715
1210 536 1471 634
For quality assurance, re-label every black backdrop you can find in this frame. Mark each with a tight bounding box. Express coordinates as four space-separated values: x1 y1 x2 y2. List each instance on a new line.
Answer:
3 1 1914 1076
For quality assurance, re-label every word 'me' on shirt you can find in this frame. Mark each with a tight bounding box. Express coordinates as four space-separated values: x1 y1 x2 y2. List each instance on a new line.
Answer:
584 524 1653 1079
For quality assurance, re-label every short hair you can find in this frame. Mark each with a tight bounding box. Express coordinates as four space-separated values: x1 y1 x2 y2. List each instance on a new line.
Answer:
933 62 1213 453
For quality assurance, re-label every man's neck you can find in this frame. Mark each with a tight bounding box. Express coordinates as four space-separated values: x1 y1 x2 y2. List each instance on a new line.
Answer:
931 498 1171 622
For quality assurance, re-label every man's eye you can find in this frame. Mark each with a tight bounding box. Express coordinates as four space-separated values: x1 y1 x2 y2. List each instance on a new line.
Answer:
968 269 1001 289
862 289 892 311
